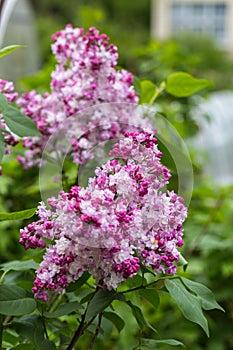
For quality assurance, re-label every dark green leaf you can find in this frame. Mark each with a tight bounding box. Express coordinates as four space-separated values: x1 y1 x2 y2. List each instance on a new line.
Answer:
9 345 32 350
0 131 4 162
178 254 188 272
13 315 56 350
133 75 141 96
0 259 39 273
124 273 147 289
181 277 224 312
44 301 83 318
0 94 8 112
166 72 213 97
139 338 185 349
3 105 41 137
139 80 158 104
0 45 24 58
0 285 36 315
80 292 95 304
103 311 125 332
0 127 10 134
126 300 157 334
165 278 209 336
66 271 91 292
85 289 125 321
138 288 160 309
0 207 37 221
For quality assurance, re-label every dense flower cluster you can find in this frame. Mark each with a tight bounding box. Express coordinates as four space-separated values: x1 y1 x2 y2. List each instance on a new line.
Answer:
16 25 151 168
20 132 187 301
0 80 19 159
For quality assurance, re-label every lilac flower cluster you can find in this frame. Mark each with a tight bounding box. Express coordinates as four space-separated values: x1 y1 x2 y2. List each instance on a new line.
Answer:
20 132 187 301
0 80 19 158
16 25 148 169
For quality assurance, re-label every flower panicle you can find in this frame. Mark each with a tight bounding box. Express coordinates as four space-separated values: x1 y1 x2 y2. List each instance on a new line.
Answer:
20 131 187 301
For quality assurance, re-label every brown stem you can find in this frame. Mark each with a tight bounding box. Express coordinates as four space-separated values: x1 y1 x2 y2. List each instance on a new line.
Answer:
66 311 86 350
0 314 3 350
87 313 103 350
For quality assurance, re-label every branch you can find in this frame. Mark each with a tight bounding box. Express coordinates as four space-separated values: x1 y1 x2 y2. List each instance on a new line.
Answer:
66 311 86 350
88 313 103 350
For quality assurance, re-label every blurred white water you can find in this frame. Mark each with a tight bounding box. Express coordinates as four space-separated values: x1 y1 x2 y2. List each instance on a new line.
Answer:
192 91 233 185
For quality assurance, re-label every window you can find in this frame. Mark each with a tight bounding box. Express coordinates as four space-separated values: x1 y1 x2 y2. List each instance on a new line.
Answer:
171 2 227 45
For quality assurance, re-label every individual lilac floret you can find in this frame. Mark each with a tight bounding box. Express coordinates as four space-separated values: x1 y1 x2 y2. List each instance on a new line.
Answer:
0 79 19 159
16 25 146 169
20 131 187 301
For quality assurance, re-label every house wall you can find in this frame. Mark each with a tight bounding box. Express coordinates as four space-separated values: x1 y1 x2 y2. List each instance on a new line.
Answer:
151 0 233 52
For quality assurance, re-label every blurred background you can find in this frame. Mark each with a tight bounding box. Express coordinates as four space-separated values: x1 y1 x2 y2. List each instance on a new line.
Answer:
0 1 233 349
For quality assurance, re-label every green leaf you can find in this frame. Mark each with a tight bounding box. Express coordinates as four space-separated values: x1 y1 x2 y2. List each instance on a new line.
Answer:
138 338 185 349
12 315 56 350
178 254 188 272
0 131 4 162
0 45 24 58
0 259 39 273
181 277 224 312
133 75 142 96
0 207 37 221
165 278 209 336
85 289 125 321
103 311 125 332
44 301 83 318
0 285 36 315
166 72 213 97
8 345 32 350
126 300 157 334
0 94 8 112
80 291 95 305
139 80 158 104
138 288 160 309
2 105 41 137
0 126 10 134
66 271 91 292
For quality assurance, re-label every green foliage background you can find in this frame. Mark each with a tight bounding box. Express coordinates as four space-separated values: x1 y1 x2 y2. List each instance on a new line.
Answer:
1 1 233 349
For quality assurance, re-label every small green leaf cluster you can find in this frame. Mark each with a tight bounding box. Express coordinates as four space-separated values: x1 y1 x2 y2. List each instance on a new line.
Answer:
138 72 213 105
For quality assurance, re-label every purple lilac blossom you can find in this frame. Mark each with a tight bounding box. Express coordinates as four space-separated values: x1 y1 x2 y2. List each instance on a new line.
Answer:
20 131 187 301
16 25 152 169
0 79 19 154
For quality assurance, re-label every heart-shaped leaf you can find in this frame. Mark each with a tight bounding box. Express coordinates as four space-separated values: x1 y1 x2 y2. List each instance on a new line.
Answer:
166 72 213 97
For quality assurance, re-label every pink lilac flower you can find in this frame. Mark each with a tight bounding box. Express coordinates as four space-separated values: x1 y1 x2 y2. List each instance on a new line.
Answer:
16 25 151 169
0 79 19 156
19 131 187 301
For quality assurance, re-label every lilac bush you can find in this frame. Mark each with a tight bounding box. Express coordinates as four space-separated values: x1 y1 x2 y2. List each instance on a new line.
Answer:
0 25 223 350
